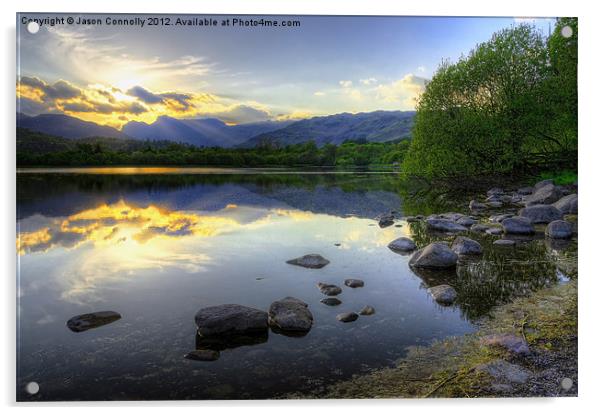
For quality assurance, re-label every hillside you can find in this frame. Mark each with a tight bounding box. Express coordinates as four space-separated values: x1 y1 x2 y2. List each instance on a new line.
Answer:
17 113 129 139
240 110 415 148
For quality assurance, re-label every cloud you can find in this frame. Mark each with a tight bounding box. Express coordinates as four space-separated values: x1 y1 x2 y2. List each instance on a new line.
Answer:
313 91 326 96
202 104 272 124
19 76 82 101
360 78 377 85
339 80 353 88
126 86 164 104
375 74 428 108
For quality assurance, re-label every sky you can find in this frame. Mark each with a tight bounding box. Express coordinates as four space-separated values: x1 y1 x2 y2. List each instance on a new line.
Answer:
16 14 556 128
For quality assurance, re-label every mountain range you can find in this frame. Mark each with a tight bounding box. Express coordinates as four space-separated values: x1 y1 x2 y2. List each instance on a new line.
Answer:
16 110 415 148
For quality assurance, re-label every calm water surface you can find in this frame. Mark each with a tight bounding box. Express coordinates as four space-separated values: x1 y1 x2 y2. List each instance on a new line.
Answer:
16 168 577 400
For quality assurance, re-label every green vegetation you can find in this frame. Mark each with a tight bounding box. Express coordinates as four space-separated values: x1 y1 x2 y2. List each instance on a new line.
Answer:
403 18 578 178
17 128 410 168
537 169 578 185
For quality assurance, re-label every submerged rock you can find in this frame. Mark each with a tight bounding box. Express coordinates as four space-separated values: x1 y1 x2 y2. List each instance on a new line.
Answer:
268 297 313 334
519 204 563 224
387 237 416 253
66 311 121 333
344 278 365 288
409 242 458 269
451 236 483 255
286 254 330 269
185 349 220 362
195 304 268 337
502 217 534 235
481 333 530 355
553 194 578 214
545 220 573 239
336 312 359 323
320 298 342 306
359 305 375 316
476 359 532 384
427 285 458 305
317 282 342 296
426 218 467 233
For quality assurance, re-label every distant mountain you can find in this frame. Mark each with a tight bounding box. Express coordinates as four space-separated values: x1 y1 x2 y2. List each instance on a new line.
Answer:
240 110 415 148
123 116 293 147
17 113 128 139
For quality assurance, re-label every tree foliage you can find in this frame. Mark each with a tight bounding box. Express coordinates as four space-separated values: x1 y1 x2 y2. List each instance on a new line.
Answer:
403 19 578 177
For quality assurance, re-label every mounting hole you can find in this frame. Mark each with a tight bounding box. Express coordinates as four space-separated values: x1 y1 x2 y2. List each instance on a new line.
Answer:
27 21 40 34
561 377 573 390
561 25 573 38
25 381 40 395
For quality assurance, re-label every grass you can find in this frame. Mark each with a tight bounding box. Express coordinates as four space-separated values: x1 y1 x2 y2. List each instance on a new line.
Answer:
537 170 578 185
293 280 577 399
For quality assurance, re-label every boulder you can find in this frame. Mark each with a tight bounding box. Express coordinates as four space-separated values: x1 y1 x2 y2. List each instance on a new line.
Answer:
344 278 364 288
426 218 467 233
545 220 573 239
387 237 416 252
533 179 554 190
553 194 578 214
502 217 534 235
427 285 458 305
376 213 395 228
185 350 220 362
409 242 458 269
451 236 483 255
524 183 563 205
268 297 313 333
519 204 563 224
195 304 268 337
320 298 341 306
286 254 330 269
336 312 359 323
359 306 375 316
66 311 121 333
481 333 530 355
317 282 342 296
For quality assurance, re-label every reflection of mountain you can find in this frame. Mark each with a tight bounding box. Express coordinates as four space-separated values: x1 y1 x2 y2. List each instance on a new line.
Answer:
17 173 402 221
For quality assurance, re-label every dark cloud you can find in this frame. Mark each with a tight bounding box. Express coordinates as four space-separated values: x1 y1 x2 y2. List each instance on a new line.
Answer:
126 86 195 111
17 96 50 116
20 76 82 101
126 86 164 104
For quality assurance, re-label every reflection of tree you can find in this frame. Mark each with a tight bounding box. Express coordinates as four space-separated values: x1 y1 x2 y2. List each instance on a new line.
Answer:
407 222 576 321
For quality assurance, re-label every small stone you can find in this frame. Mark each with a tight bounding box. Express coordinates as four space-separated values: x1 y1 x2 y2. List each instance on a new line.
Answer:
471 223 491 233
286 254 330 269
336 312 359 323
358 306 375 316
344 278 364 288
268 297 313 333
427 285 458 305
486 227 503 235
66 311 121 333
317 282 342 296
376 213 395 228
409 242 458 269
469 200 487 211
456 216 478 227
387 237 416 252
451 236 483 255
320 298 341 306
517 186 534 195
493 239 516 247
502 217 534 235
185 350 220 362
476 359 532 384
487 187 504 196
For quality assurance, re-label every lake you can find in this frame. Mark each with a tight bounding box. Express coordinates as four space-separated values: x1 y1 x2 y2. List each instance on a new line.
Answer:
16 168 577 400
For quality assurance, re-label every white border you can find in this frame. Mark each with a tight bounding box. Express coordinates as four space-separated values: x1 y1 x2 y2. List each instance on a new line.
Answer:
2 0 600 413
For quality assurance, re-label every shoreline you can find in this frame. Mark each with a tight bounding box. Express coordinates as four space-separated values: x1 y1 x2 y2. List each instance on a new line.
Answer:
293 279 577 399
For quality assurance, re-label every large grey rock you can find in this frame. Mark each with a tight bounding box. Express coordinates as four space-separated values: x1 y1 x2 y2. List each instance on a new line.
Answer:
317 282 342 296
545 220 573 239
502 217 535 235
268 297 313 333
426 218 467 233
388 237 416 252
67 311 121 332
451 236 483 255
320 298 341 306
344 278 364 288
409 242 458 269
519 204 563 224
286 254 330 269
336 312 359 323
553 194 578 214
533 179 554 191
195 304 268 337
481 333 530 355
476 359 532 384
427 285 458 305
524 183 563 205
